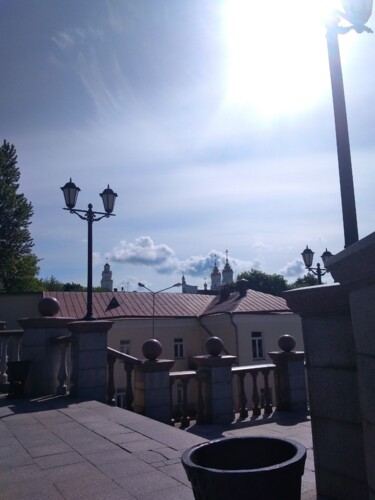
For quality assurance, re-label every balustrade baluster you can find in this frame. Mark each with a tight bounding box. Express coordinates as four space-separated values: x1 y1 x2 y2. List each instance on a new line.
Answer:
0 337 9 384
180 378 190 428
124 361 135 411
251 369 261 417
196 373 205 424
262 368 273 415
238 372 248 419
107 354 116 405
13 335 21 362
55 336 71 395
170 377 175 425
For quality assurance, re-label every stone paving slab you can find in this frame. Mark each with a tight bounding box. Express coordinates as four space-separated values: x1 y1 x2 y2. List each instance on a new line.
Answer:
0 395 318 499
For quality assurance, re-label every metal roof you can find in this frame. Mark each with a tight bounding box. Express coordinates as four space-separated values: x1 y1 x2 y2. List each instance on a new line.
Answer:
43 289 291 320
202 289 291 316
43 291 214 320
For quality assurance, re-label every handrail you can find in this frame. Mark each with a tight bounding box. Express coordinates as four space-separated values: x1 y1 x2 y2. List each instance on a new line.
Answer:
170 370 196 379
232 363 275 373
107 347 141 365
107 347 140 410
0 330 23 339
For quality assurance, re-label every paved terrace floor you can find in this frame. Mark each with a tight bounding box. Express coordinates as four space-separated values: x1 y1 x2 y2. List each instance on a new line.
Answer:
0 395 318 499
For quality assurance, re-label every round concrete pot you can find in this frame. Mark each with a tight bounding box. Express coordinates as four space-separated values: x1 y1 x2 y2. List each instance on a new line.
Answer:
181 435 306 500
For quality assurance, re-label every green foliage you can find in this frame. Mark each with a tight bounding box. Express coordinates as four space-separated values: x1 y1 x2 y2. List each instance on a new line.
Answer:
236 269 289 296
63 282 85 291
0 140 40 292
39 276 87 291
39 276 64 291
288 273 320 289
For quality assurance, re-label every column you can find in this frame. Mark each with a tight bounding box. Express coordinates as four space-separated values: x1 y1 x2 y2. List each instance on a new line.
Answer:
193 337 236 425
68 319 113 403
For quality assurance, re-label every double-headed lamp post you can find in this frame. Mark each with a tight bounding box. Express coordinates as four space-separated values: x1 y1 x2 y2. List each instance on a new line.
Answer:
61 178 118 320
325 0 373 247
301 246 333 285
137 282 182 338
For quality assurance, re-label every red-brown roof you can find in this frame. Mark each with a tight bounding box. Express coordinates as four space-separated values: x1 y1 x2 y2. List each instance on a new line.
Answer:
202 289 290 316
43 289 291 320
43 291 213 319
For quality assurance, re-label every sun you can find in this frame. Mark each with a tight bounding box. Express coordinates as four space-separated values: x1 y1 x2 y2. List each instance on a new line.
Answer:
222 0 343 116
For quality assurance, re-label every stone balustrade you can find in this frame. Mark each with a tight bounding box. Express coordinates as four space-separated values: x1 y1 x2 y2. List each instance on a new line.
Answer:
0 297 307 430
232 363 275 419
0 328 23 386
107 346 140 410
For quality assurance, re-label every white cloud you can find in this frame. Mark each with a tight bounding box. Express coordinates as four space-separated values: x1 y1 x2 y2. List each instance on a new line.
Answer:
51 31 75 50
109 237 260 279
279 259 305 279
110 236 177 267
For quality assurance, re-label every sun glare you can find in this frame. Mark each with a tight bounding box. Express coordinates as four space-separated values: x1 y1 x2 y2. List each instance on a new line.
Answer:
222 0 343 116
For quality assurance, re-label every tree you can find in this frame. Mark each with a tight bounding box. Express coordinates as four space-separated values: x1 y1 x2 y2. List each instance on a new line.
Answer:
288 273 320 289
0 140 40 292
236 269 289 296
39 276 64 291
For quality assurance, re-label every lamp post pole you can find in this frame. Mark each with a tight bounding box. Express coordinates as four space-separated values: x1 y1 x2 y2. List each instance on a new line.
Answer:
326 23 358 247
325 3 373 247
138 282 182 338
61 179 118 320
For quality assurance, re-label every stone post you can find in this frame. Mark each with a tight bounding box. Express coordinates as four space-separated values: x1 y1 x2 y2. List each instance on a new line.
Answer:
268 334 307 412
327 231 375 500
67 319 113 403
18 298 74 397
193 337 236 425
284 280 367 500
134 339 174 424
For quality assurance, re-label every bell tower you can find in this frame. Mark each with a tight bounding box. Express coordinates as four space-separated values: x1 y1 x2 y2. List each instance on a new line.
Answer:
101 261 113 291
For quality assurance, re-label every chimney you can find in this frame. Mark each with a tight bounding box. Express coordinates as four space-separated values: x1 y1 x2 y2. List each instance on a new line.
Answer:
237 278 248 297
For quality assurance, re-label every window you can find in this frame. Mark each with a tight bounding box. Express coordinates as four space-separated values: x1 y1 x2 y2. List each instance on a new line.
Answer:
174 338 184 358
120 340 130 355
251 332 264 360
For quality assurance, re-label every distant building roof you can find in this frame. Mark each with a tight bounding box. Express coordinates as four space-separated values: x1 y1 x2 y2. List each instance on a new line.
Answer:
202 289 290 316
43 289 292 320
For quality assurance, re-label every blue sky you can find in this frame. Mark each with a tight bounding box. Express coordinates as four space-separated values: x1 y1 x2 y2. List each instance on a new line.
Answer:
2 0 375 292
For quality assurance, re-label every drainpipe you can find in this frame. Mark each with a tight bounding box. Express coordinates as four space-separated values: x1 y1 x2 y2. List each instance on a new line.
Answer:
198 316 230 355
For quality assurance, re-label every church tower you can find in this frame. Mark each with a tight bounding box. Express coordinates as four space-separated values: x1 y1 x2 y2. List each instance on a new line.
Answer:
210 255 222 291
222 250 234 285
101 262 113 291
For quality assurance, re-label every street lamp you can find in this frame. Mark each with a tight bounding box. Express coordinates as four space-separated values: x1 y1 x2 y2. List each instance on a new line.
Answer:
325 0 373 247
301 246 333 284
61 178 118 320
137 282 182 338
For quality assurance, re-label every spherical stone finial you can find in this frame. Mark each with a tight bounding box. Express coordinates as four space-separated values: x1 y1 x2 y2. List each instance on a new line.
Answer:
38 297 61 317
142 339 163 361
278 334 296 353
205 336 224 356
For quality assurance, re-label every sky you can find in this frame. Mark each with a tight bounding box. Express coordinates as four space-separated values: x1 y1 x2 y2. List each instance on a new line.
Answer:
1 0 375 292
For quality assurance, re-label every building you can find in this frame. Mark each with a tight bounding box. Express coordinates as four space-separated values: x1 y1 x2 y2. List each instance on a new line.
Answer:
182 250 234 294
0 288 302 364
100 262 113 291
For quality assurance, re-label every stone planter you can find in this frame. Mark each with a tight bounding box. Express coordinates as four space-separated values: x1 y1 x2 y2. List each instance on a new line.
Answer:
182 436 306 500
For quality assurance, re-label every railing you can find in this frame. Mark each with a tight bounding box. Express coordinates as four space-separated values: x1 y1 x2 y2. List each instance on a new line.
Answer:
232 364 275 419
107 347 141 410
0 330 23 385
169 364 275 428
170 370 201 428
